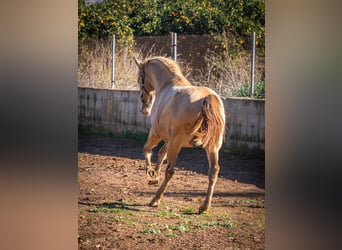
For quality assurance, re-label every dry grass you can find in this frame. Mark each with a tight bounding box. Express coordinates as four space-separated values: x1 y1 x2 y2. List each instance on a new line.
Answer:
78 39 169 90
190 51 265 97
78 38 265 97
78 39 140 90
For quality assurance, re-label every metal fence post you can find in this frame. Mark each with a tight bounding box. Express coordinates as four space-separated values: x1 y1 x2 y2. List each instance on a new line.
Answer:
171 32 177 61
250 32 255 97
111 35 115 89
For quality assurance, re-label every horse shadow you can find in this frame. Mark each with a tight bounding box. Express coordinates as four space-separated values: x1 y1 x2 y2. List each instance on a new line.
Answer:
78 134 264 189
78 189 264 215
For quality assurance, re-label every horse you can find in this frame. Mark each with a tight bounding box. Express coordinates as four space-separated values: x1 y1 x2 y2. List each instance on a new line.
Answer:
134 56 226 214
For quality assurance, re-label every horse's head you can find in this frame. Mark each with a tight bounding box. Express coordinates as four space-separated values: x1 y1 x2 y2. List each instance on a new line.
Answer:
134 57 154 116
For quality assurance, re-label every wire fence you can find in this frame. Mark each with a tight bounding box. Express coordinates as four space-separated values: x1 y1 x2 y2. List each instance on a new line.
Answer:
78 34 265 98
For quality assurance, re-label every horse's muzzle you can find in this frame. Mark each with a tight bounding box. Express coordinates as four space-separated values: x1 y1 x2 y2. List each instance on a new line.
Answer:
140 108 151 116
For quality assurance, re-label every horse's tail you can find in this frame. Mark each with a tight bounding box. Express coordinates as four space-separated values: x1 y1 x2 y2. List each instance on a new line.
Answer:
200 94 226 150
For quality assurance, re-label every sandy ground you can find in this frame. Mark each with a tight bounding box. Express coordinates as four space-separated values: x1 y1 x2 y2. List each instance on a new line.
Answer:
78 134 265 249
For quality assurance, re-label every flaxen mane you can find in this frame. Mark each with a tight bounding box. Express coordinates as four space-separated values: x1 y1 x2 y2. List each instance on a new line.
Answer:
147 57 187 81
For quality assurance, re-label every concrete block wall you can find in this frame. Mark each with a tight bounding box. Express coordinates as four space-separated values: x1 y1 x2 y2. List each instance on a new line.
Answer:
79 88 264 156
79 88 151 134
224 98 265 155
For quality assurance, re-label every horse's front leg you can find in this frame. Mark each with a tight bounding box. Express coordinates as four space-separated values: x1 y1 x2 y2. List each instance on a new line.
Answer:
151 143 167 182
149 141 181 207
143 131 161 179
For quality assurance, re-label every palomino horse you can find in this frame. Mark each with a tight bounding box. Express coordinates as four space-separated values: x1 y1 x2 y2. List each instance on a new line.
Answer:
134 56 226 214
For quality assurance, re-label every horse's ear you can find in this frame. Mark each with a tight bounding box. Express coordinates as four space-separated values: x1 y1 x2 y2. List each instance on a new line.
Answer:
134 57 142 68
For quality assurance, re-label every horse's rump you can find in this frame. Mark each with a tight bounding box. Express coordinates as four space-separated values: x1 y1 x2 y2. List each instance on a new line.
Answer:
190 94 226 150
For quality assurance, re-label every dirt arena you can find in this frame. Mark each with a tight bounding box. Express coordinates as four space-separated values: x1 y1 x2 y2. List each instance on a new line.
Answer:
78 134 265 249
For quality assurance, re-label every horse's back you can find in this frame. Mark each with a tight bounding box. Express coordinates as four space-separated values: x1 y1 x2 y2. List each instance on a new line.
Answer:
151 85 224 148
171 85 222 117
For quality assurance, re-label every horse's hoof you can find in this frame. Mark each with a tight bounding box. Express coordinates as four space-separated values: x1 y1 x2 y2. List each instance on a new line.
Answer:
147 169 156 178
148 179 159 185
149 199 160 207
198 206 209 214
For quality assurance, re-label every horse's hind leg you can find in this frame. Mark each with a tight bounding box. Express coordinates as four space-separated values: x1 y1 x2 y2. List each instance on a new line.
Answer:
199 148 220 214
149 141 181 207
154 143 167 178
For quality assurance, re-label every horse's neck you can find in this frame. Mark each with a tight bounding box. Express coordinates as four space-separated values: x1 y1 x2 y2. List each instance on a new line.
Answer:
149 64 191 93
150 68 173 93
155 75 189 95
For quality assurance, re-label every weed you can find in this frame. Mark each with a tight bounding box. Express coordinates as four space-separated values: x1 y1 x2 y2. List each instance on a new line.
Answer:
201 213 214 219
236 81 265 99
79 207 87 213
116 199 134 207
244 232 253 238
78 125 114 136
86 216 96 223
166 222 192 233
142 228 161 235
90 206 123 213
197 220 234 229
172 213 186 219
221 212 230 219
141 223 162 235
175 222 191 232
106 216 116 223
217 220 235 228
166 231 176 238
117 131 148 142
156 211 173 217
198 221 209 229
128 221 137 226
182 207 196 214
164 224 176 238
106 236 115 242
78 126 149 141
227 232 237 240
162 222 193 236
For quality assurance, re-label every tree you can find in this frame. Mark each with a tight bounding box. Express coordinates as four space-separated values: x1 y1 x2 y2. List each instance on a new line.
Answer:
78 0 265 52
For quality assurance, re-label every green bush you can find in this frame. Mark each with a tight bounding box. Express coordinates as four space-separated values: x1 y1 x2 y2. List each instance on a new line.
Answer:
78 0 264 53
236 81 265 99
78 0 134 46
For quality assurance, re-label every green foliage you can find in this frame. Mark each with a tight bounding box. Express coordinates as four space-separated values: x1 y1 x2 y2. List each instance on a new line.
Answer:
78 0 264 50
78 0 134 46
117 131 148 142
182 207 196 214
198 220 234 229
78 0 265 96
78 125 114 136
236 81 265 99
78 126 148 141
90 206 123 213
142 228 161 234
